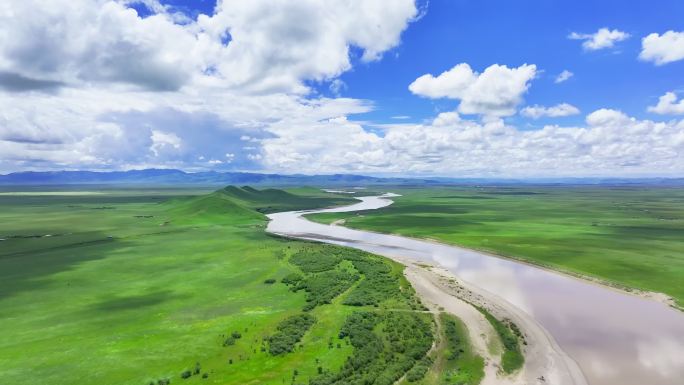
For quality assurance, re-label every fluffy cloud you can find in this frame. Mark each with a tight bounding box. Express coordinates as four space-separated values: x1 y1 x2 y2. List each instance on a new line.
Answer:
0 0 418 172
569 28 630 51
408 63 537 117
432 112 461 127
0 0 202 91
0 0 418 94
647 92 684 115
2 79 683 177
0 83 375 172
1 1 682 178
195 0 418 93
555 70 573 83
521 103 580 119
639 31 684 65
258 108 684 177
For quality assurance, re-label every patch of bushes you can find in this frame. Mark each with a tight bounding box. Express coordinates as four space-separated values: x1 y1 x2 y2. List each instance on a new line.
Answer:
443 317 465 361
223 331 242 346
406 356 433 382
311 310 433 385
476 306 524 373
289 246 343 273
285 269 359 311
179 363 201 380
263 278 276 284
281 273 302 285
440 313 485 384
268 313 316 355
285 245 413 311
343 258 398 306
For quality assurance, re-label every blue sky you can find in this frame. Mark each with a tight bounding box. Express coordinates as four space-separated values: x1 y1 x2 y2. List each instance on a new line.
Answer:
331 0 684 126
0 0 683 176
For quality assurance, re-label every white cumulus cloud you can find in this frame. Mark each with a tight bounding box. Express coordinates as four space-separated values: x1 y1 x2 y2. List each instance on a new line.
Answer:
0 0 419 172
569 28 630 51
198 0 418 93
639 31 684 65
0 0 418 94
521 103 580 119
257 108 684 177
408 63 537 117
0 1 682 178
648 92 684 115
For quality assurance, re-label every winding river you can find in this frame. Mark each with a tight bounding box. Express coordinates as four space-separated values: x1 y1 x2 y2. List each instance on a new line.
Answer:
267 194 684 385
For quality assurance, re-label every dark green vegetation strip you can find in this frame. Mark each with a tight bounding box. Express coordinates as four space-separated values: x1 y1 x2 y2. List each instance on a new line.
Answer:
305 186 684 307
399 313 484 385
268 314 316 355
0 186 434 385
437 313 485 384
285 245 423 310
312 311 434 385
476 307 524 374
405 313 484 385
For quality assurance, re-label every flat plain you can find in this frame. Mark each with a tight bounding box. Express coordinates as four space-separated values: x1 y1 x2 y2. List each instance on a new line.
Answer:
306 186 684 307
0 186 487 385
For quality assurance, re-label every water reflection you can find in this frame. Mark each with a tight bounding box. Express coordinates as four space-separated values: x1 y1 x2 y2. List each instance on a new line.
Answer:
267 195 684 385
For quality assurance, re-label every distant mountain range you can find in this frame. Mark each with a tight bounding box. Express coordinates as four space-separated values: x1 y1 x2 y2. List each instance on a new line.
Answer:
0 169 440 186
0 169 682 186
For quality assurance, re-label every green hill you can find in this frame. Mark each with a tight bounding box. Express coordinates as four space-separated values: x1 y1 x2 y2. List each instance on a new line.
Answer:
168 190 262 222
163 186 355 229
217 185 354 213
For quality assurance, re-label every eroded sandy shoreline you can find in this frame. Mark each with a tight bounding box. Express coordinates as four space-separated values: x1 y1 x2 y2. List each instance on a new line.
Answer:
397 257 588 385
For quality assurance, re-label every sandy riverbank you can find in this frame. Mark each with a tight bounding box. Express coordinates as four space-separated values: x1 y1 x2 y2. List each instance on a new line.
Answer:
397 258 588 385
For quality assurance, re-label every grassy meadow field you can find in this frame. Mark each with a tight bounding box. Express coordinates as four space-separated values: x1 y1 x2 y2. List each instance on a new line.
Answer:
306 186 684 307
0 185 490 385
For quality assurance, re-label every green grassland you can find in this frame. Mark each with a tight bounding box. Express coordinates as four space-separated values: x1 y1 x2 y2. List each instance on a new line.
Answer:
306 186 684 307
0 186 447 385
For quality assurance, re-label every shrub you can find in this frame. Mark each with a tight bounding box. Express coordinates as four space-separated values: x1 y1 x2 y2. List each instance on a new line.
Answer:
312 311 433 385
289 246 343 273
288 270 358 311
343 258 397 306
406 356 432 382
268 313 316 355
475 306 524 373
281 273 303 285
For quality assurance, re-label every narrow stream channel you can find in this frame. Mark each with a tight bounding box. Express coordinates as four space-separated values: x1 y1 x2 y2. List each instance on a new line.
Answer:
267 194 684 385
